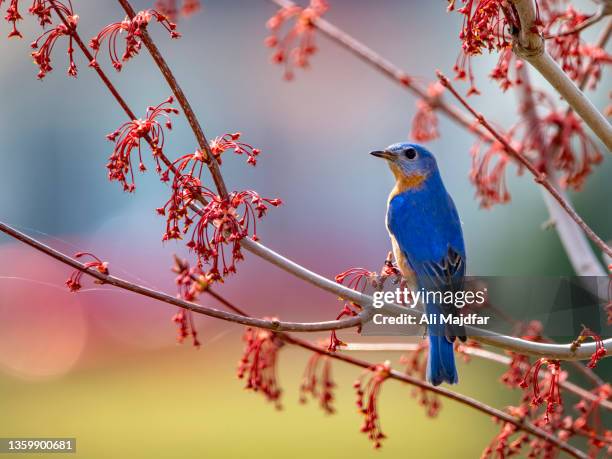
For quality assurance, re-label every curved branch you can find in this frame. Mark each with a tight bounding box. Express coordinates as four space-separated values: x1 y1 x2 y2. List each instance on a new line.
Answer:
509 0 612 151
0 221 368 333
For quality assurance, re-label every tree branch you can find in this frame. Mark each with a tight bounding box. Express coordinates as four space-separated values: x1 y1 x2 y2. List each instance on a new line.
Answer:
509 0 612 151
0 221 369 333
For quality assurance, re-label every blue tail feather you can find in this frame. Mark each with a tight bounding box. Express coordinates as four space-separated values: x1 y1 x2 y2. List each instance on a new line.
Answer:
426 334 458 386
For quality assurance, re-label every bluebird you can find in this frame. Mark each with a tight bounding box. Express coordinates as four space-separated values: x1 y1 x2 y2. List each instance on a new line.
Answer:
371 143 466 386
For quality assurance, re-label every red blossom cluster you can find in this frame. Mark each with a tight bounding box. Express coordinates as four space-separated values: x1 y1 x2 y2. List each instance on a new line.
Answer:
571 326 607 369
299 351 336 414
354 361 391 449
410 82 444 142
265 0 328 80
574 384 612 457
158 182 281 282
400 342 442 417
170 255 207 347
448 0 519 95
540 4 611 89
237 326 283 409
519 358 564 422
490 48 524 91
469 137 513 208
89 9 180 71
106 97 179 192
210 132 260 166
29 2 78 79
2 0 22 37
448 0 611 93
154 0 200 22
65 252 109 292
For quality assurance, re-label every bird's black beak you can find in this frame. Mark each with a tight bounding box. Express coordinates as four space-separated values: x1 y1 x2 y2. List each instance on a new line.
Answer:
370 150 394 160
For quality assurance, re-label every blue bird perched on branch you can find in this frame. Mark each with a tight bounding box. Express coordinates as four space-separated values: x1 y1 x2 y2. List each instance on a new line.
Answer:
371 143 467 386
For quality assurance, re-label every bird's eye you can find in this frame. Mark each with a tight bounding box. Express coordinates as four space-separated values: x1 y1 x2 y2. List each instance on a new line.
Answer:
404 148 417 160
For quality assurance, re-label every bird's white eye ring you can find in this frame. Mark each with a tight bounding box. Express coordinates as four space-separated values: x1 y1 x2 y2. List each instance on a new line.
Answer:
404 148 417 160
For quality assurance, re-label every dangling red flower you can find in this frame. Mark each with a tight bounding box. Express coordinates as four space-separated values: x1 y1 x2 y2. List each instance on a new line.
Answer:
539 110 602 190
210 132 260 166
66 252 109 292
519 359 563 422
265 0 328 80
410 83 444 142
2 0 22 38
106 97 179 192
450 0 519 95
30 3 79 79
170 255 208 347
299 350 336 414
237 326 283 409
489 48 524 91
89 9 180 71
469 137 514 208
354 361 391 449
571 326 607 369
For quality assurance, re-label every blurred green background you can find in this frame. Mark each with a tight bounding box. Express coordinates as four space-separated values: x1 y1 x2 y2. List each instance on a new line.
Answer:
0 0 609 457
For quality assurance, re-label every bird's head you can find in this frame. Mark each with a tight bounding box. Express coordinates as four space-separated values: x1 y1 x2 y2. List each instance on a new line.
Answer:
370 143 438 190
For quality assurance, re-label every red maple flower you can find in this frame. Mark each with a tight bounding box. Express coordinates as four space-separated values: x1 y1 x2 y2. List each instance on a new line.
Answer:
469 137 514 208
542 5 611 89
170 255 207 347
158 175 281 282
489 48 524 91
401 342 442 417
66 252 109 292
237 326 283 409
2 0 22 37
410 83 444 142
571 326 607 369
30 4 79 79
354 361 391 449
537 110 602 191
209 132 260 166
450 0 519 95
28 0 52 27
573 384 611 457
265 0 328 80
299 350 336 414
106 97 179 192
519 358 563 422
89 9 180 71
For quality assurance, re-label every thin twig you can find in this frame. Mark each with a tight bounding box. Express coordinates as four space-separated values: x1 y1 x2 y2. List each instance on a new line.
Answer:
437 70 612 260
0 221 368 332
544 3 611 39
